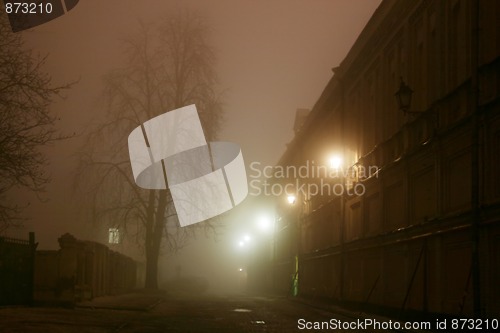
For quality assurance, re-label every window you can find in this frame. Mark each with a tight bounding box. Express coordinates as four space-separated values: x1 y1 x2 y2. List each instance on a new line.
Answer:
108 228 120 244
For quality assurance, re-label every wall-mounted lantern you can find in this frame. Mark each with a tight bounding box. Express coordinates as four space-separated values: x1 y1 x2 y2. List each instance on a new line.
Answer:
395 77 415 114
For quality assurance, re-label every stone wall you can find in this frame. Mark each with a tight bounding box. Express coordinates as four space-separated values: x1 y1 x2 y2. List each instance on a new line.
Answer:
34 233 136 304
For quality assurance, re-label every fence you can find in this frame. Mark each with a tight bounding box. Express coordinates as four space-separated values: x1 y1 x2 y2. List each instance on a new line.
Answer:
0 233 36 305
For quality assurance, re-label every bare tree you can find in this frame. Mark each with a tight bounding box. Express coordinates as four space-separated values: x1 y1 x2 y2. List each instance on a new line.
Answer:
76 11 223 289
0 12 71 233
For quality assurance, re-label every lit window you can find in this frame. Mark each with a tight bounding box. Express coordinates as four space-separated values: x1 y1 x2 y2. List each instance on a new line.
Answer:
108 228 120 244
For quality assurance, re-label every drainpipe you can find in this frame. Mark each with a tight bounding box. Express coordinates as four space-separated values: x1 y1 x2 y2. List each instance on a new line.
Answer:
470 0 481 318
336 72 346 303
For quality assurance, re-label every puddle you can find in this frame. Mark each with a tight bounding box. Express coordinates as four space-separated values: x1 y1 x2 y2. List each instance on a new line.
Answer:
232 308 252 313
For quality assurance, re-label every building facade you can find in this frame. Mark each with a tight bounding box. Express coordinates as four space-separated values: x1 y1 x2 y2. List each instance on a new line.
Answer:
274 0 500 318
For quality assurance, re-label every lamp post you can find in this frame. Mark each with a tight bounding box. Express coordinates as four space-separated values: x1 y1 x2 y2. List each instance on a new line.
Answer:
327 153 346 302
274 191 300 297
285 194 300 297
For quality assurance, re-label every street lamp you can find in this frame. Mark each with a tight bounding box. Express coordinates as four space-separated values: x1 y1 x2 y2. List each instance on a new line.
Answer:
395 77 438 132
395 77 417 114
328 155 343 171
237 233 253 248
257 215 273 233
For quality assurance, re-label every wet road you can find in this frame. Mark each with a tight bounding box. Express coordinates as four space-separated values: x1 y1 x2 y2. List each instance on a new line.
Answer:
0 294 414 332
119 295 358 332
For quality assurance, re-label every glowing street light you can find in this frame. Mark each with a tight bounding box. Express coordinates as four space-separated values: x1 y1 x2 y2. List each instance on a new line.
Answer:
287 194 296 205
257 215 272 233
237 233 252 248
328 155 343 170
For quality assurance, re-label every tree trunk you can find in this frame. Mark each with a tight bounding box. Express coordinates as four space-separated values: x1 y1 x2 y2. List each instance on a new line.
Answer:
144 190 168 289
145 246 159 289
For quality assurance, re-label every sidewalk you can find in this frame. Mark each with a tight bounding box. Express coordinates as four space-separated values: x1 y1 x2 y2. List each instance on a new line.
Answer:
0 293 167 333
76 292 165 311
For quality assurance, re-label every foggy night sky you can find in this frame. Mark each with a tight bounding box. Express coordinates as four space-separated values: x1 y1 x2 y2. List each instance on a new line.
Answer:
8 0 380 286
